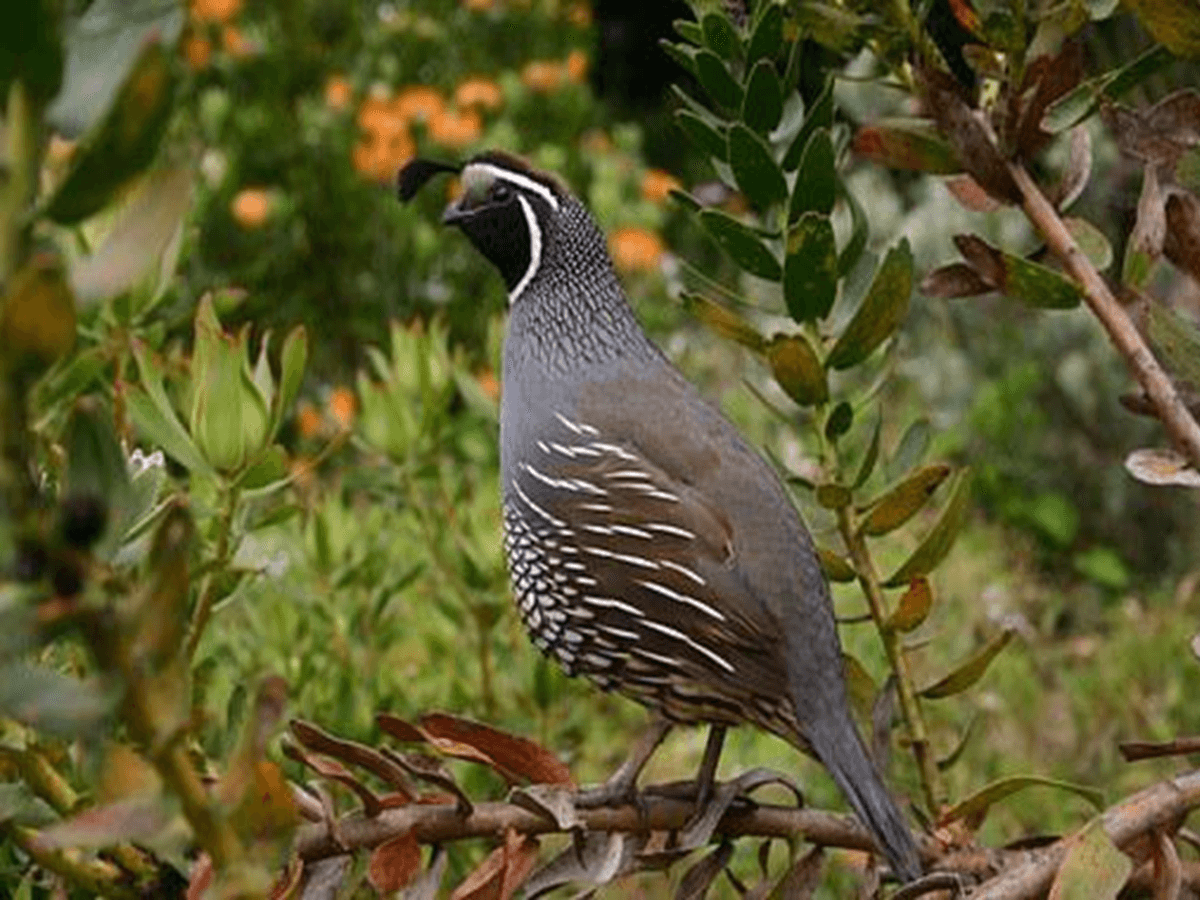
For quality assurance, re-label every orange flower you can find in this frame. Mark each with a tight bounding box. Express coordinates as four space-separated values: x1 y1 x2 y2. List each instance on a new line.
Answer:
191 0 241 23
295 401 322 439
520 60 566 93
476 367 500 402
230 188 273 228
566 49 589 84
221 24 255 57
357 94 399 136
454 77 504 111
428 108 482 150
640 168 681 204
394 86 444 123
328 387 356 430
579 129 612 154
324 74 352 111
567 2 592 27
183 33 212 70
609 226 664 272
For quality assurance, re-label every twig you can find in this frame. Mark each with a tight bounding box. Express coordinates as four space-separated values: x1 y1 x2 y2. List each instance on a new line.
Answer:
1010 164 1200 470
967 768 1200 900
4 824 139 900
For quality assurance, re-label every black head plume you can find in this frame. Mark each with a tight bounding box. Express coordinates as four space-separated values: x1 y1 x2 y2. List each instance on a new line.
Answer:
396 158 461 203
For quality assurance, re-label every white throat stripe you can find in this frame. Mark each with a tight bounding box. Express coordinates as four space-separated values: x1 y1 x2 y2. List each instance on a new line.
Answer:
510 194 541 304
468 163 560 211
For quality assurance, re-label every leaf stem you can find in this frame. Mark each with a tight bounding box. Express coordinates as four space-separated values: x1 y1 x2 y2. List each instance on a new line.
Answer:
186 481 241 661
4 824 139 900
835 504 944 812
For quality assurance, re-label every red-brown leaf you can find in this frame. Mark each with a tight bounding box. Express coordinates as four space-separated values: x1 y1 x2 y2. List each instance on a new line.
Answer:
1165 189 1200 281
290 719 415 800
282 739 384 816
186 854 213 900
946 175 1002 213
368 829 423 894
920 262 995 298
419 713 575 787
376 712 428 743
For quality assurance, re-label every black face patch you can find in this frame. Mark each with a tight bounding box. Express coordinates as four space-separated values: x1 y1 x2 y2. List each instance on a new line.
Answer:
455 197 531 292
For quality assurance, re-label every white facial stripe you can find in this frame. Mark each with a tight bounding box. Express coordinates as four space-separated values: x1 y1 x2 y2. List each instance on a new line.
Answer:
509 194 541 304
467 162 560 211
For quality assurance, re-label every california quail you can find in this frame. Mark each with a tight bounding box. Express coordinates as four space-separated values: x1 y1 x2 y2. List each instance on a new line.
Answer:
398 151 922 881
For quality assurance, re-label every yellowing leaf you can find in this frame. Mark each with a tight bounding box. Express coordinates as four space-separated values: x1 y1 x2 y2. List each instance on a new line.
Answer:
860 464 952 536
767 334 827 406
884 467 973 586
939 775 1104 828
888 577 933 633
920 627 1014 699
1048 820 1132 900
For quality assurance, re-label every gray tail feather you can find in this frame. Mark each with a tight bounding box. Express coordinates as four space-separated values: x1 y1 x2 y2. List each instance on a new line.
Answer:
809 718 922 882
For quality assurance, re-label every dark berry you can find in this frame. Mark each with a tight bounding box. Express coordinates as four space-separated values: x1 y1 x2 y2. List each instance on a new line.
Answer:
14 539 49 581
51 561 83 598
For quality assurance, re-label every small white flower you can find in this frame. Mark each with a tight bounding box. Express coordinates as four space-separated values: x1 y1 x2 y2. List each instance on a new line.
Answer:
129 448 165 477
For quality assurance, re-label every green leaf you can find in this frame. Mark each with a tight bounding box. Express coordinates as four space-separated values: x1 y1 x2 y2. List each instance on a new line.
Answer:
825 401 853 441
853 409 882 489
129 342 214 476
816 482 851 509
673 18 703 44
767 334 828 406
675 110 728 160
274 325 308 439
1146 301 1200 386
1072 547 1129 591
701 12 742 60
939 776 1103 827
729 124 788 209
0 782 57 828
837 184 869 276
1124 0 1200 57
699 210 782 280
783 76 834 170
44 40 178 224
743 60 784 134
1048 821 1132 900
784 213 837 322
887 418 931 480
1004 254 1084 309
888 577 932 633
747 2 784 61
681 293 765 352
884 467 972 586
1063 217 1113 271
826 239 913 369
789 129 837 220
659 39 699 78
860 464 952 537
1042 45 1173 133
851 119 961 174
695 49 743 111
69 167 192 307
0 4 64 106
47 0 185 138
0 662 113 738
920 626 1013 699
818 546 857 582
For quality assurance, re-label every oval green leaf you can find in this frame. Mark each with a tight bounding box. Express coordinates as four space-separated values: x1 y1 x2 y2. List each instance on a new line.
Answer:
747 2 784 61
818 546 857 582
816 482 852 509
784 212 837 322
783 76 834 170
699 210 782 280
826 239 913 369
853 409 883 489
675 110 728 160
695 49 743 111
767 334 828 406
729 124 788 209
825 401 853 441
743 60 784 133
884 466 972 586
681 293 766 352
701 12 742 60
860 463 952 537
789 128 837 220
659 40 700 78
920 626 1014 699
1001 252 1084 309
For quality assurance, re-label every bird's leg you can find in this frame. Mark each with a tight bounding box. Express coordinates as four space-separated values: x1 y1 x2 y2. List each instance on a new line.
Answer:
692 724 727 812
576 715 672 808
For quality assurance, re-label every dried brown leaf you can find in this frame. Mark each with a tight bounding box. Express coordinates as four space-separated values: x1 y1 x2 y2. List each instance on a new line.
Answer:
1054 126 1093 211
290 719 416 799
1013 41 1084 158
419 713 574 787
1103 90 1200 167
919 262 995 298
450 829 540 900
282 739 385 817
675 842 734 900
1164 189 1200 280
772 846 824 899
1126 164 1167 287
945 175 1002 213
953 234 1005 286
1124 448 1200 487
367 830 422 894
380 747 473 814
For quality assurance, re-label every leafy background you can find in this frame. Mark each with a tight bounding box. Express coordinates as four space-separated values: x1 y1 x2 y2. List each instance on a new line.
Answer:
2 0 1200 896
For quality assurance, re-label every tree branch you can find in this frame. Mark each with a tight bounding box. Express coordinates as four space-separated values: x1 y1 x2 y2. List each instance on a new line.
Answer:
1010 163 1200 469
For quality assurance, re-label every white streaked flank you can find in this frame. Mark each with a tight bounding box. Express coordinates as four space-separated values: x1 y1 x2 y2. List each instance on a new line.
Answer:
639 619 735 673
659 558 706 585
582 594 645 616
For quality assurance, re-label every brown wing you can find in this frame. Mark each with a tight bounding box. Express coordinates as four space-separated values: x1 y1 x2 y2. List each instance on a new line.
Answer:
504 410 794 729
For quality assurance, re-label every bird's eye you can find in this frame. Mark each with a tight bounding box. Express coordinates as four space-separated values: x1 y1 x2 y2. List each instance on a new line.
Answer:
492 182 512 201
